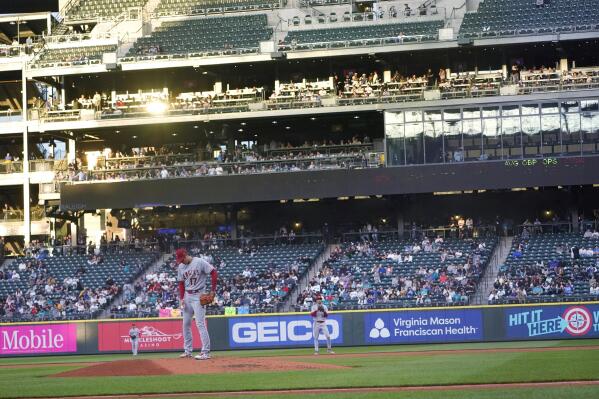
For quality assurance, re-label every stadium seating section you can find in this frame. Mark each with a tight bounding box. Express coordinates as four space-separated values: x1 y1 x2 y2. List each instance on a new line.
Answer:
282 20 444 48
0 251 157 321
154 0 282 16
114 242 324 316
128 14 272 55
460 0 599 38
307 236 497 310
67 0 149 21
490 232 599 304
31 45 118 68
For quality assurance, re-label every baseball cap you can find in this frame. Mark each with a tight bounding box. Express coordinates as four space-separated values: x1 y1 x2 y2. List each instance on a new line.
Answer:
175 248 188 264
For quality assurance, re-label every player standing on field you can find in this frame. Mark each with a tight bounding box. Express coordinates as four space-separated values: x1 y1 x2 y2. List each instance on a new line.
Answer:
129 323 139 356
176 248 217 360
310 295 334 355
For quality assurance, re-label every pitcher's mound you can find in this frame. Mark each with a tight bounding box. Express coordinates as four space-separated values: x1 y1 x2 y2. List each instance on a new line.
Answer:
53 356 347 377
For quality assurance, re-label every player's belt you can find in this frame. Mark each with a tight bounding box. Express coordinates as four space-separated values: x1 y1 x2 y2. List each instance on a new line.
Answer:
316 320 326 323
186 289 202 294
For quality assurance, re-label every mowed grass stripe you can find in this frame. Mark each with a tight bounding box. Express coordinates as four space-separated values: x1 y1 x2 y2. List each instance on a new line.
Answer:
1 339 599 366
0 346 598 398
152 386 599 399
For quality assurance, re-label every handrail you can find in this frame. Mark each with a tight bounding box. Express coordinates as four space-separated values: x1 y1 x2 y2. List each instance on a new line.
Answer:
59 0 81 20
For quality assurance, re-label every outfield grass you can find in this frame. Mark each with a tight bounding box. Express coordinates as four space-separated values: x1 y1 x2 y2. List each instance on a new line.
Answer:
1 338 598 365
0 340 598 398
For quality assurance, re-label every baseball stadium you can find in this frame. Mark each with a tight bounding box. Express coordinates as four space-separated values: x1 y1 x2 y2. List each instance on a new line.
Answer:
1 0 599 398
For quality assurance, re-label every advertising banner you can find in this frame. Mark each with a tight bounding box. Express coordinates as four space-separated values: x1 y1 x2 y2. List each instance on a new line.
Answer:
364 309 483 344
98 320 203 352
505 304 599 339
0 324 77 355
228 314 343 348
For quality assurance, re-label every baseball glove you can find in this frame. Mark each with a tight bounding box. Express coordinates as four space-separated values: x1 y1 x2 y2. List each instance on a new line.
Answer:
200 293 215 306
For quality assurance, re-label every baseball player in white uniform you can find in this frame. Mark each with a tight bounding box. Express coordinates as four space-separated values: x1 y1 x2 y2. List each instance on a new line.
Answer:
310 295 334 355
129 323 140 356
176 248 217 360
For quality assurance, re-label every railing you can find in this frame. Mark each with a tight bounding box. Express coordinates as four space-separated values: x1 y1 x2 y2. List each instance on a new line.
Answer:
289 8 446 27
40 32 115 45
0 45 28 58
514 222 574 236
59 0 81 21
0 110 22 121
29 56 110 70
459 24 599 40
58 153 378 185
0 161 23 174
21 74 599 125
0 160 55 175
341 225 498 242
64 6 144 23
171 234 324 251
278 34 439 52
120 47 260 63
151 1 281 18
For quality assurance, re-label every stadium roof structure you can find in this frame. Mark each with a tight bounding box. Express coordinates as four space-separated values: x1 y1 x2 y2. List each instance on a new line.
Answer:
0 13 54 44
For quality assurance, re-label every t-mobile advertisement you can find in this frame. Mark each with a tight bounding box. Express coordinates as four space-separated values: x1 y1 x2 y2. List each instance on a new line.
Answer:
98 320 203 352
364 309 483 344
505 304 599 339
0 324 77 355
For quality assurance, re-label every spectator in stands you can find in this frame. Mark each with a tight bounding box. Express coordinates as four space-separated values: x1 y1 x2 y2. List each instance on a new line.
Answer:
511 63 521 83
438 68 446 84
92 92 102 112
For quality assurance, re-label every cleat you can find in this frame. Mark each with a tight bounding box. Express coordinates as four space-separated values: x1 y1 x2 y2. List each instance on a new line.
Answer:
179 353 192 358
327 350 335 354
195 353 211 360
314 351 319 355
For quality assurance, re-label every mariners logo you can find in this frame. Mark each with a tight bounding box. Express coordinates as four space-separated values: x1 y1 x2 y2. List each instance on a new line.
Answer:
562 307 592 336
508 306 598 337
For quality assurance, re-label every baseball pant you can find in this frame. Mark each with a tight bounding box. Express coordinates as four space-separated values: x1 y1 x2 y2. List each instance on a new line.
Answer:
313 321 331 352
182 294 210 354
131 338 139 355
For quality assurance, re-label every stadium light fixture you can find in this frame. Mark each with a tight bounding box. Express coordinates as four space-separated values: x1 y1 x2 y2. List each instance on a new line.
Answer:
146 101 168 114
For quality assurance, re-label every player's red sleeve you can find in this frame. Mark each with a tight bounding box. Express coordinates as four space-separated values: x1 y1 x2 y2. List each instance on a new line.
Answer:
310 310 317 317
210 269 217 292
178 281 185 300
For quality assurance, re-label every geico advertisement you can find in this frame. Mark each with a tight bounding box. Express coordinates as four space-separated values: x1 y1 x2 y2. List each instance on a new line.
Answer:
506 304 599 339
228 315 343 347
